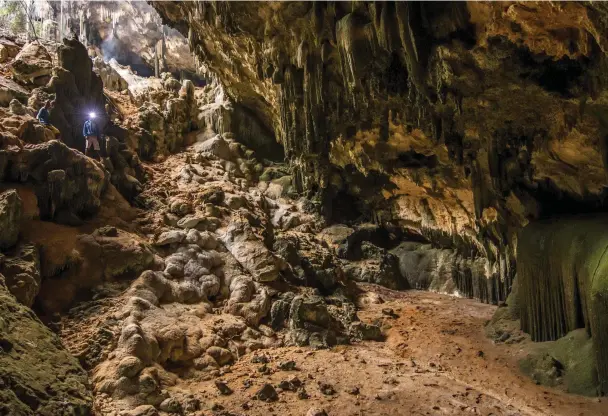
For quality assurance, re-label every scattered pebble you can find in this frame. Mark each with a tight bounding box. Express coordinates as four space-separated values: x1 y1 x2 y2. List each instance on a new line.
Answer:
255 383 278 402
214 380 233 395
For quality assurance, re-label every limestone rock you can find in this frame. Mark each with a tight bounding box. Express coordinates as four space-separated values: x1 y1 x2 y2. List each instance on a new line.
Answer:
0 76 29 106
156 230 186 246
0 190 22 250
0 274 92 415
8 42 53 85
518 217 608 394
221 220 281 282
307 408 328 416
255 383 278 402
0 243 40 306
195 135 232 160
0 141 108 221
38 229 154 313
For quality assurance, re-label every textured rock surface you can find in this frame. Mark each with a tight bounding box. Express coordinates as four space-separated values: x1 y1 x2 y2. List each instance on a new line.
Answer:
146 3 608 396
0 243 40 307
3 2 608 412
518 216 608 394
0 274 92 415
8 42 53 85
0 190 22 250
152 1 608 304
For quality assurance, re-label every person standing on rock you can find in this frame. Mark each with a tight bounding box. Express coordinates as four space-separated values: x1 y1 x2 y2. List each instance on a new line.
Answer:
37 100 61 140
83 112 101 160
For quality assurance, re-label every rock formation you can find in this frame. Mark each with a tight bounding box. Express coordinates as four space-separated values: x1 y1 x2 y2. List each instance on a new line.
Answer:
149 0 608 395
2 2 608 415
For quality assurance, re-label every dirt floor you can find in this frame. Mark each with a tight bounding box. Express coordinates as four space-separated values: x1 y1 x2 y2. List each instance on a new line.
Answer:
170 287 607 416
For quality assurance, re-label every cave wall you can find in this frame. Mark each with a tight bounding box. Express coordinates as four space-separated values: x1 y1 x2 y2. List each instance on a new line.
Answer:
518 215 608 394
151 1 608 303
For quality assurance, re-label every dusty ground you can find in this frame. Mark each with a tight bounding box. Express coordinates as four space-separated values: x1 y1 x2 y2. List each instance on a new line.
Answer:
170 287 607 416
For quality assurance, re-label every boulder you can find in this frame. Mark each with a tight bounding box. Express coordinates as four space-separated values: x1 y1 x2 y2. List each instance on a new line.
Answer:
156 230 186 246
0 39 20 63
0 243 40 306
0 190 22 250
286 295 351 348
221 220 281 282
8 42 53 85
343 245 407 290
0 77 29 106
195 135 232 160
37 229 154 313
0 141 108 220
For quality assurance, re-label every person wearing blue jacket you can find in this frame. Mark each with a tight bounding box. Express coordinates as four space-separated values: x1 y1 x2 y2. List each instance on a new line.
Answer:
83 112 101 159
37 100 61 140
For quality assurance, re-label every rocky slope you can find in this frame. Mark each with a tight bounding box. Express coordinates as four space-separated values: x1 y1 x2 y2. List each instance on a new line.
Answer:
151 1 608 394
0 34 394 415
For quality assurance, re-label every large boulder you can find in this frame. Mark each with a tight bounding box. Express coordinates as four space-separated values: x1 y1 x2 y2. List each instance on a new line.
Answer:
8 42 53 85
343 242 407 290
0 76 29 106
286 295 362 349
0 243 40 306
194 135 232 161
0 38 20 63
0 274 93 415
0 190 22 250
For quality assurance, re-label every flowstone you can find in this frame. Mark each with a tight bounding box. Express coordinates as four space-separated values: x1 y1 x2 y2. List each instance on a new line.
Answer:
518 216 608 394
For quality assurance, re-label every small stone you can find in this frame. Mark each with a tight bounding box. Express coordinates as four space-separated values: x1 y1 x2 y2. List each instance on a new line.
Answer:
318 382 336 396
207 346 234 366
117 355 144 378
306 407 328 416
258 363 271 374
381 308 398 318
258 325 274 337
255 383 278 402
278 376 302 392
215 380 233 395
177 215 202 229
183 397 200 412
155 230 186 246
251 354 269 364
297 387 310 400
159 397 181 413
348 386 360 395
278 360 297 371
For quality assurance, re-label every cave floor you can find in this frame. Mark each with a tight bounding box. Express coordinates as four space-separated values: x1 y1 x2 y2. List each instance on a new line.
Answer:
49 141 607 416
168 287 606 416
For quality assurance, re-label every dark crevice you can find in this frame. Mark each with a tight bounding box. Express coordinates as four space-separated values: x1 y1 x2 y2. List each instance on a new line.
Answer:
395 150 438 169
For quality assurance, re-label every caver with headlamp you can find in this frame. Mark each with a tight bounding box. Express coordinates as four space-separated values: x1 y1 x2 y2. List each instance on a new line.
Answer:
83 111 101 160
